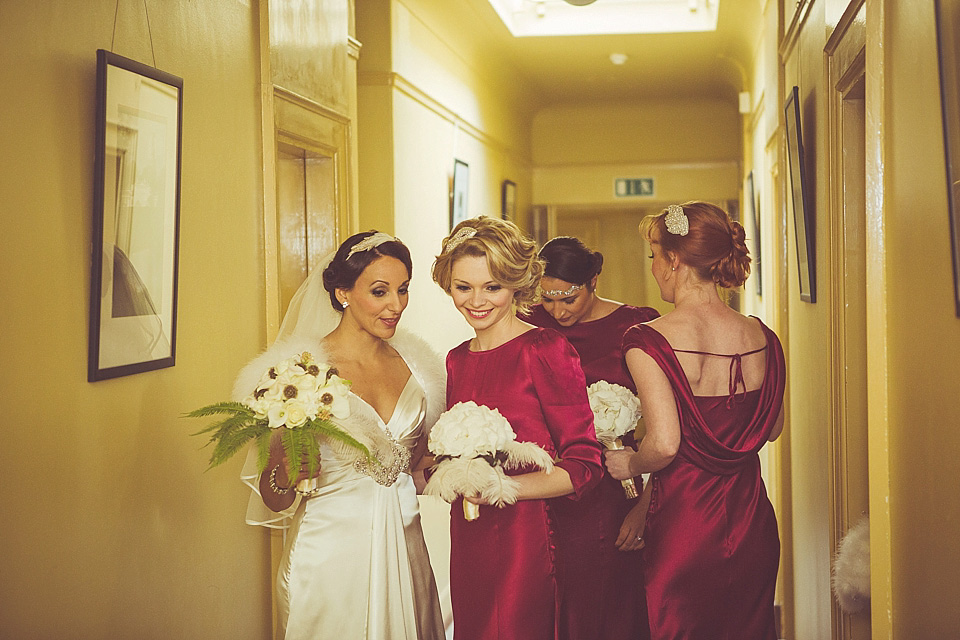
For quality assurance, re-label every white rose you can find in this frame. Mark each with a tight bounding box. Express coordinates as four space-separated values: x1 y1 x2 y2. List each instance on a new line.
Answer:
284 400 309 428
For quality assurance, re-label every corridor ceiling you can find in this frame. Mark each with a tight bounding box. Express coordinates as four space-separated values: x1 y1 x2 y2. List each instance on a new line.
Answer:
459 0 763 104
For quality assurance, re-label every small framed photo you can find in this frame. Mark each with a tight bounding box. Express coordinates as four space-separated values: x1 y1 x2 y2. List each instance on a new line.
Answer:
745 171 762 296
451 159 470 229
89 50 183 381
784 85 816 303
935 0 960 316
501 180 516 220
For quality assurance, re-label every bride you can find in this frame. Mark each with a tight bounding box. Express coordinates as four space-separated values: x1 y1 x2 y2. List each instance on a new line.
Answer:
233 231 446 640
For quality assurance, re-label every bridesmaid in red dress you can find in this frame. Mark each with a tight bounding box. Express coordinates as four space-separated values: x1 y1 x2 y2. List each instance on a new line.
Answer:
604 202 786 640
522 236 658 640
432 217 603 640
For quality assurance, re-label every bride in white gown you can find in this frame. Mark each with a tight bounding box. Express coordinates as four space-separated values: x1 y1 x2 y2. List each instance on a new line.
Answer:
233 232 446 640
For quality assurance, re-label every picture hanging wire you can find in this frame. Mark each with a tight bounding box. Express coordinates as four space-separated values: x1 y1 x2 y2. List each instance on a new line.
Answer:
110 0 157 68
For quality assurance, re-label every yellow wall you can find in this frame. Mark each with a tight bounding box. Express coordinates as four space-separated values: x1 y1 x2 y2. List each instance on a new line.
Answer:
356 0 537 355
0 1 271 637
759 0 960 637
879 0 960 635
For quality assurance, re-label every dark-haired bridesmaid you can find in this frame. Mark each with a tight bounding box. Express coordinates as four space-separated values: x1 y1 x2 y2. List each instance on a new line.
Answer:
523 236 658 640
604 202 785 640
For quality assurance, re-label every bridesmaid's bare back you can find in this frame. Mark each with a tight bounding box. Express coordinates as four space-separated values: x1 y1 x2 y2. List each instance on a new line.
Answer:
648 306 768 397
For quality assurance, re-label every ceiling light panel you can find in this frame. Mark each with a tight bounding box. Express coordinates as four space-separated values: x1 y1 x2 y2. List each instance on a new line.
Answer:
486 0 720 37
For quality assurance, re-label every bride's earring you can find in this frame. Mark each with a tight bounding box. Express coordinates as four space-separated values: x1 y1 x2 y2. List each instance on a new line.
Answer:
341 300 349 309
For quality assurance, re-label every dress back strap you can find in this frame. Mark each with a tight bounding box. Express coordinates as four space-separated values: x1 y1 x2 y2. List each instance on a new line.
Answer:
672 345 768 407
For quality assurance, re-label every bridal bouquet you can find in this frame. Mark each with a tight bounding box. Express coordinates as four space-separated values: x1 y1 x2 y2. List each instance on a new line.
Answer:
189 351 372 494
587 380 643 499
424 401 554 521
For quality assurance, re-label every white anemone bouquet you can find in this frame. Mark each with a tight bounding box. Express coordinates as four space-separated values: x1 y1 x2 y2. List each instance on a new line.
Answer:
424 401 554 521
189 351 373 493
587 380 643 498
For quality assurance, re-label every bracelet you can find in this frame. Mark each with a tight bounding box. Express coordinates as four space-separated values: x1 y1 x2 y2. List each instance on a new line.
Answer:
269 466 292 495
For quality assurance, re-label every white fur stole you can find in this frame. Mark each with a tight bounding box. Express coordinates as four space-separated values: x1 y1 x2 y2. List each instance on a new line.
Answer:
832 516 871 614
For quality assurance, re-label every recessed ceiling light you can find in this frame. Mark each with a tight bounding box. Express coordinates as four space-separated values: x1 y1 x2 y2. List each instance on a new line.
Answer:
610 53 628 65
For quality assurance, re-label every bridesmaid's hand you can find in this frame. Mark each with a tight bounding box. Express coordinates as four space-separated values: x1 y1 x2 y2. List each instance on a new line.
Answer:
604 448 637 481
615 501 647 551
464 492 491 506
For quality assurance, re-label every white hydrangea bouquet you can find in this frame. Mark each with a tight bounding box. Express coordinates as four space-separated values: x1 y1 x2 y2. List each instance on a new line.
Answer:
189 351 372 495
587 380 643 499
424 401 554 521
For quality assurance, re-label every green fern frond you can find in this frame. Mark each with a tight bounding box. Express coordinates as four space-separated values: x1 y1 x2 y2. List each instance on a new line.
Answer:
305 419 373 462
207 423 269 469
184 401 253 419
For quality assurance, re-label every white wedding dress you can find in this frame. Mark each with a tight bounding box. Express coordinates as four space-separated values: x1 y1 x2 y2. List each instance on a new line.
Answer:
236 332 446 640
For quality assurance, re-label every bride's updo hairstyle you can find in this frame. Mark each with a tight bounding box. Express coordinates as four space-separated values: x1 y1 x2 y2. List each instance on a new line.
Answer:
538 236 604 287
322 231 412 311
432 216 544 315
640 201 751 289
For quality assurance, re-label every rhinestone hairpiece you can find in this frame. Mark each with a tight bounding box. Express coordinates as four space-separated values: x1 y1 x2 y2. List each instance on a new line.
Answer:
543 283 583 297
346 232 397 260
443 227 477 254
664 204 689 236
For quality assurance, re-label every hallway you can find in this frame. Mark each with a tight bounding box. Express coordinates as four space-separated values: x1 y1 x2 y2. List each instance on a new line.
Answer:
1 1 959 638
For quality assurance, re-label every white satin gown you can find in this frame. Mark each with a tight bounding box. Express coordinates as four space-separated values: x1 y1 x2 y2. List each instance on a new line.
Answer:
275 375 445 639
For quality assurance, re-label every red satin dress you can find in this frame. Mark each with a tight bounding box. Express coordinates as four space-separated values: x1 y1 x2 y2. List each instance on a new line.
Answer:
622 321 785 640
445 328 603 640
524 304 659 640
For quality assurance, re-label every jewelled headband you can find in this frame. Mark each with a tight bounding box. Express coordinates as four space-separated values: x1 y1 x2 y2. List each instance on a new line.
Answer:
346 232 398 259
443 226 477 254
665 204 689 236
543 283 583 297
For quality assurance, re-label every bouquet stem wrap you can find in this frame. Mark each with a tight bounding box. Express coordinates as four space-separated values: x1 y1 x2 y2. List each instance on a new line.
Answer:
605 438 638 499
425 401 554 521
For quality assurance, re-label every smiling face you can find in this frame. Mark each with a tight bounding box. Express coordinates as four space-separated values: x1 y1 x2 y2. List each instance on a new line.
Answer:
337 255 410 339
539 275 598 326
450 254 517 337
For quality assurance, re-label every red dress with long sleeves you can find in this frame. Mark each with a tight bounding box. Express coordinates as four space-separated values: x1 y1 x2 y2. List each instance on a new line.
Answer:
445 328 603 640
524 303 659 640
622 320 785 640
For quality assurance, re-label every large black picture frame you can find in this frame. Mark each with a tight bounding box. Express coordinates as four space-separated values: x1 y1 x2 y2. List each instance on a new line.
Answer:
784 85 816 303
88 50 183 381
935 0 960 317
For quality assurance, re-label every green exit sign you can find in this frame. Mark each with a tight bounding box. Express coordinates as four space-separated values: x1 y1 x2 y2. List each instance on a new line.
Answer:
614 178 655 197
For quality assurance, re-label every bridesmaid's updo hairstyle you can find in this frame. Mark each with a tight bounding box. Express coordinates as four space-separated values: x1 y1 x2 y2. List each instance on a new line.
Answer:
432 216 544 315
640 201 751 289
538 236 604 287
322 231 412 311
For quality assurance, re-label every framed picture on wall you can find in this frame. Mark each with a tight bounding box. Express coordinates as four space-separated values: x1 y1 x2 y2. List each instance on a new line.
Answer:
451 159 470 229
745 171 762 296
935 0 960 317
785 85 817 303
501 180 516 220
88 50 183 381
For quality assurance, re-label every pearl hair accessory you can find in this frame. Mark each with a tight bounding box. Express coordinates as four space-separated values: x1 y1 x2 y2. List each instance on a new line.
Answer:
665 204 689 236
443 226 478 254
346 232 397 260
543 283 583 297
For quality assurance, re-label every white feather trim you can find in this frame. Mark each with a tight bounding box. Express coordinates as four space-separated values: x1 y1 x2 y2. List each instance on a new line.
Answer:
832 516 871 614
424 441 553 508
501 441 555 473
388 329 446 430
